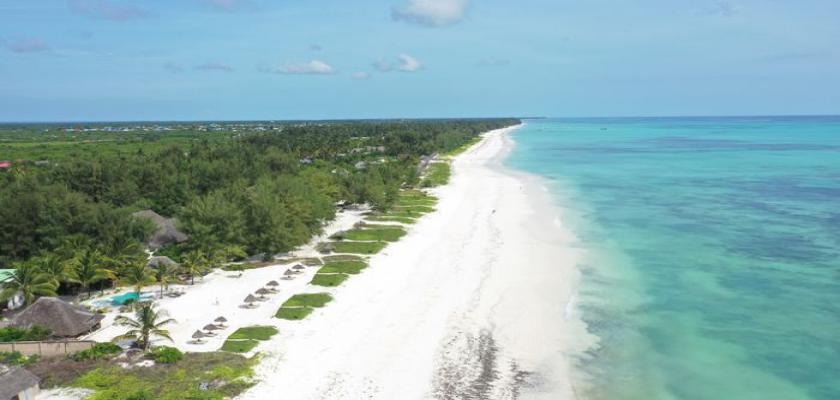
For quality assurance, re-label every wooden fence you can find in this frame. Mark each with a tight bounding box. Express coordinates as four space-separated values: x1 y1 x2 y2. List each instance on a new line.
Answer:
0 340 96 357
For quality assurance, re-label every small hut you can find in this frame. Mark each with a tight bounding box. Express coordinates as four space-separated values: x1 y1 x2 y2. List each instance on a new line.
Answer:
4 297 104 338
132 210 189 250
0 365 40 400
147 256 179 269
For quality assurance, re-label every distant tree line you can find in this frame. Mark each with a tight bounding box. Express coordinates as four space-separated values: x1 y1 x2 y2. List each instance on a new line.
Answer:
0 119 518 303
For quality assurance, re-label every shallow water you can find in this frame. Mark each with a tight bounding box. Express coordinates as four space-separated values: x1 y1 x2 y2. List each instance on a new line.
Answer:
506 117 840 400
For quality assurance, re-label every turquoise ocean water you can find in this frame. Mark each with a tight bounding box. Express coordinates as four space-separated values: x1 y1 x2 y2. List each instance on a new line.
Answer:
505 117 840 400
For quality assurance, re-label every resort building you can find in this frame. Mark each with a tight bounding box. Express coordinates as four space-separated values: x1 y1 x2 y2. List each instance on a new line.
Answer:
0 364 40 400
1 297 104 338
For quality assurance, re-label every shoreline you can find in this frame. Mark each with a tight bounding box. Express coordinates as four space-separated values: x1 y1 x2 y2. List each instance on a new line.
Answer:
238 125 596 399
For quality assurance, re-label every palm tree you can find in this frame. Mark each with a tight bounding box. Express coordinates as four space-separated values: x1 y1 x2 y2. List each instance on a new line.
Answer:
151 262 177 298
33 253 72 289
0 263 57 306
181 251 208 285
68 249 111 298
209 244 246 268
120 261 155 294
114 304 176 351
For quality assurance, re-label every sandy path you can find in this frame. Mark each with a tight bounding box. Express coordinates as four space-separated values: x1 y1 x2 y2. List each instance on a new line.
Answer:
238 126 595 400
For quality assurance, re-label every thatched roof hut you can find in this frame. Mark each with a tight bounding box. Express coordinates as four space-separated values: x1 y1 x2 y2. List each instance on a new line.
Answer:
0 365 40 400
5 297 104 338
132 210 189 250
147 256 178 269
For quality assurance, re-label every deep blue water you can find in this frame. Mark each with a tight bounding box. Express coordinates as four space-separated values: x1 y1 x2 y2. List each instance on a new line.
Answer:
506 117 840 400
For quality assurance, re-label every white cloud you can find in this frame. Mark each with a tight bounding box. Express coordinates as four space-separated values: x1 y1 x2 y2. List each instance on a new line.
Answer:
352 72 371 80
373 54 423 73
269 60 336 75
392 0 468 27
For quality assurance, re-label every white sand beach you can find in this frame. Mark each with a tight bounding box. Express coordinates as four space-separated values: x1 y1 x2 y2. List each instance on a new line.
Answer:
237 125 596 399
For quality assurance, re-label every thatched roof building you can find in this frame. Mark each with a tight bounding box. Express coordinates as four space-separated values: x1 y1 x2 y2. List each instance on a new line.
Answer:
132 210 189 250
0 365 40 400
147 256 178 268
5 297 104 338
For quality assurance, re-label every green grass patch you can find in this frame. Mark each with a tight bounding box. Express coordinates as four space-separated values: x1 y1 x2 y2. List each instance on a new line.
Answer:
398 190 431 199
310 273 349 287
72 352 256 399
221 339 259 353
331 241 387 254
227 326 278 341
380 209 429 219
367 216 417 224
421 162 451 187
275 307 314 320
340 228 406 242
395 197 437 207
445 136 482 156
300 257 323 266
393 205 435 213
282 293 333 308
319 261 368 275
321 254 365 262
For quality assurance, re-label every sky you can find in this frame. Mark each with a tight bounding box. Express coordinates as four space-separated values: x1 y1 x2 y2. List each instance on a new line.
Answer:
0 0 838 121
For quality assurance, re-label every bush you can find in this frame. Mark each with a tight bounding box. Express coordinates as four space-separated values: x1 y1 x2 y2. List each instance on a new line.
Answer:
0 351 39 366
149 346 183 364
0 325 52 342
70 342 122 361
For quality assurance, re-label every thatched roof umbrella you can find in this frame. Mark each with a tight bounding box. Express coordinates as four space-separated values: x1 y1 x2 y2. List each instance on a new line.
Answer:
284 269 295 276
255 288 271 300
243 294 258 308
292 264 306 271
191 330 206 343
266 281 280 292
214 316 228 327
202 324 221 336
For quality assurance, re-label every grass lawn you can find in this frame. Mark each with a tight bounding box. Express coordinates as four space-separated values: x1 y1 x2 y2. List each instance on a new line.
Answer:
380 209 429 219
422 162 451 187
310 273 349 287
227 326 278 341
319 261 368 275
393 205 435 213
282 293 333 308
332 241 387 254
300 257 323 266
221 339 260 353
71 352 256 399
367 216 417 224
341 228 406 242
275 307 314 320
395 198 437 207
321 254 365 262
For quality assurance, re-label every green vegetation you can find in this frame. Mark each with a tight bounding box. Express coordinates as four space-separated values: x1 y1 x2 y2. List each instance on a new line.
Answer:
222 325 278 353
366 216 417 224
321 254 364 262
275 293 332 320
274 307 314 320
338 227 406 242
445 135 483 157
281 293 333 308
0 120 518 308
69 343 122 361
0 351 39 366
331 241 387 254
319 261 368 275
393 205 435 213
114 304 176 351
310 273 349 287
227 326 279 341
300 257 323 266
421 162 451 187
72 352 256 399
221 339 259 353
0 325 51 342
149 346 183 364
